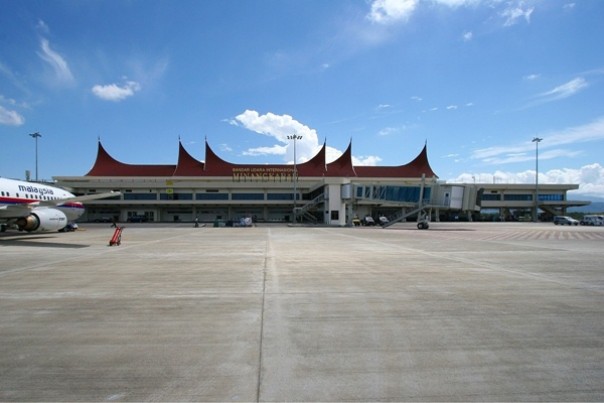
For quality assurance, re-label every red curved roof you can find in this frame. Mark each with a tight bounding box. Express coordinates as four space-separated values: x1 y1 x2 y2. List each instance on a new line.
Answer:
354 144 437 178
173 142 205 176
85 140 438 178
326 141 356 177
85 142 176 176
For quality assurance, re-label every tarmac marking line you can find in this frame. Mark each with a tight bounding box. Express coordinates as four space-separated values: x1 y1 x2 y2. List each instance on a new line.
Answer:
326 228 604 294
0 228 208 278
256 228 271 403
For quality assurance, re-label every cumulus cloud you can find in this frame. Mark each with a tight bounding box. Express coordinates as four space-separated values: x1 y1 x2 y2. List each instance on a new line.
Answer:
0 105 25 126
92 80 142 102
366 0 491 26
449 163 604 197
231 109 381 165
232 110 320 163
354 155 383 165
37 38 74 85
367 0 418 24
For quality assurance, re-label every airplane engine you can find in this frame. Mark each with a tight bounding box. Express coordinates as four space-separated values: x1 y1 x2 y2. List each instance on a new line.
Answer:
15 209 68 232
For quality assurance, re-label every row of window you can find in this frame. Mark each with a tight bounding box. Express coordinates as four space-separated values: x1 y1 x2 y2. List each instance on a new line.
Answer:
123 192 299 201
355 185 431 203
0 191 60 201
481 193 564 201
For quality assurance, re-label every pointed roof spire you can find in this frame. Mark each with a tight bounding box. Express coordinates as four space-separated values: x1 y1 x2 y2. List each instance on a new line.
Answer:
173 142 205 176
326 140 356 177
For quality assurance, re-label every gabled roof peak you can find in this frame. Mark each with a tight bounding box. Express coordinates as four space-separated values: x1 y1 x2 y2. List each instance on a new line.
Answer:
85 139 438 178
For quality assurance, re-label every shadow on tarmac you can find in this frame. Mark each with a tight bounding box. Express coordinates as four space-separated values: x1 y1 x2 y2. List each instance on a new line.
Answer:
0 233 90 249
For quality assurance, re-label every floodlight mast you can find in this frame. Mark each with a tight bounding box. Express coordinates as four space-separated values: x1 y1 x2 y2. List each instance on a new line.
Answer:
532 137 543 222
29 132 42 181
287 134 303 223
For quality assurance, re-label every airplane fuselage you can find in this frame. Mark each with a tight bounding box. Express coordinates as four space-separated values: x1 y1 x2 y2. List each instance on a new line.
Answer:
0 177 84 232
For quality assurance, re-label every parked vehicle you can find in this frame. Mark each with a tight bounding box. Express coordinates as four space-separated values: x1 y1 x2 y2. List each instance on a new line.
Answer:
580 215 604 226
553 216 579 225
362 216 376 226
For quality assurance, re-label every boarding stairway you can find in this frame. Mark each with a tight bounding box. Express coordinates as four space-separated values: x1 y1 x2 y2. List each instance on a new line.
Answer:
379 205 432 229
293 193 325 224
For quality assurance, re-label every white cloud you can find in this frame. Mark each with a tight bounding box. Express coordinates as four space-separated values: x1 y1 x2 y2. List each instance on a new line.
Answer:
231 109 380 165
231 110 320 163
537 77 588 102
449 163 604 197
353 155 383 165
92 80 141 102
243 144 288 157
462 31 473 41
563 3 576 11
219 144 233 152
471 117 604 164
378 127 398 136
501 4 534 26
37 38 74 85
433 0 480 6
0 105 25 126
446 105 458 110
524 73 540 81
36 19 50 35
367 0 418 24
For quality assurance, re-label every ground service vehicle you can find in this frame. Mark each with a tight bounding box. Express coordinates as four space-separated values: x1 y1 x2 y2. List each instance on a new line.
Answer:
580 215 604 226
553 216 579 225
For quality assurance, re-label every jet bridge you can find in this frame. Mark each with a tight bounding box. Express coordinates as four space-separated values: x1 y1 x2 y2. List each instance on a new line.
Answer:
348 181 481 229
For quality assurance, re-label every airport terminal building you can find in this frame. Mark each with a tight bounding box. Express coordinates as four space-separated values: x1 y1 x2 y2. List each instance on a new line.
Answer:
54 140 587 226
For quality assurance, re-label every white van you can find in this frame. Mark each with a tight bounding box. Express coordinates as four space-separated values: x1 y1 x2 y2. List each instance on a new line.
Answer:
580 215 604 226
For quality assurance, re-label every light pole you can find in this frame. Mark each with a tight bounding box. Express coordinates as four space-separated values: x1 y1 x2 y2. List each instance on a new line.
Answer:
532 137 543 222
287 134 303 223
29 132 42 181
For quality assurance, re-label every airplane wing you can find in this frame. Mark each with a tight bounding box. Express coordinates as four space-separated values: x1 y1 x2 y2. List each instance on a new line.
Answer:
0 204 36 219
39 190 122 207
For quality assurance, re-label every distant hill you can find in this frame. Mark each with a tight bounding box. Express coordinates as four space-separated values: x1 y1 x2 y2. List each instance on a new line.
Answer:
568 194 604 213
569 203 604 214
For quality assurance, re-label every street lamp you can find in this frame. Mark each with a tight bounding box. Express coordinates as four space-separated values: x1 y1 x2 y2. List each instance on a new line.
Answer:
29 132 42 181
532 137 543 222
287 134 303 223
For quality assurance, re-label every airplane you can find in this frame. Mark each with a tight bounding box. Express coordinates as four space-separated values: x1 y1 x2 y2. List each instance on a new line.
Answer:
0 177 120 233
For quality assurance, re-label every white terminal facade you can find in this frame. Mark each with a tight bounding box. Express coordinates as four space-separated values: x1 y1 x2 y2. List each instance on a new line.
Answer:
54 140 588 225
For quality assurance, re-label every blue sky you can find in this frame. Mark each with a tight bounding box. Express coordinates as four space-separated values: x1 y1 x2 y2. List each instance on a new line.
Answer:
1 0 603 197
